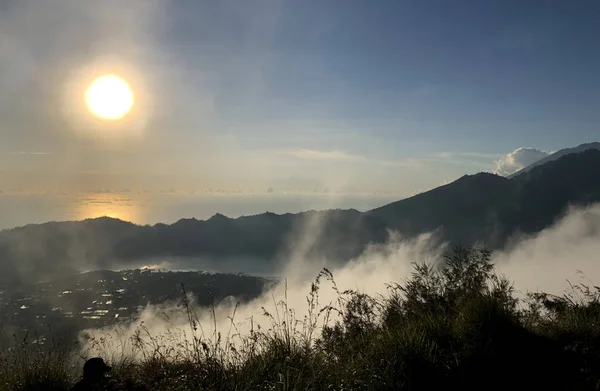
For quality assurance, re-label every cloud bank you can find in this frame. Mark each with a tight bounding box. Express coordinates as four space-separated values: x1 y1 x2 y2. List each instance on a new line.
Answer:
493 147 550 176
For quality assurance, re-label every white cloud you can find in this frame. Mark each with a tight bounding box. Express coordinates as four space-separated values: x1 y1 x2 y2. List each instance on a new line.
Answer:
493 147 549 176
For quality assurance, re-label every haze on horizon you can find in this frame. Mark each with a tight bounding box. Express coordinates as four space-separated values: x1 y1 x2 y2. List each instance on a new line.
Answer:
1 0 599 229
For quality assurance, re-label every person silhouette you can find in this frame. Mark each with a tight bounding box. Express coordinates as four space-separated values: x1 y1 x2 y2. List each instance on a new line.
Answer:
71 357 114 391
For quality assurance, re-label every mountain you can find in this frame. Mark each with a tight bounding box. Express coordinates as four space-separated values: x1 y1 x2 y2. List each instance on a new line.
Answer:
367 148 600 244
367 172 514 245
0 209 387 284
507 142 600 178
506 148 600 233
2 147 600 284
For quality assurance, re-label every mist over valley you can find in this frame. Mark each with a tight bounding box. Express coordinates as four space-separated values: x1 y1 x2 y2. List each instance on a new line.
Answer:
2 1 600 388
2 144 600 355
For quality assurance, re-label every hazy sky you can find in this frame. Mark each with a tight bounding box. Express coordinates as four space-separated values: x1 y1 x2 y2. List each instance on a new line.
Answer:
1 0 599 226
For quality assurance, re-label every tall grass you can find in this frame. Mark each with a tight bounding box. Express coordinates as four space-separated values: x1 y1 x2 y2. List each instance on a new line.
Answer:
0 331 73 391
3 246 600 390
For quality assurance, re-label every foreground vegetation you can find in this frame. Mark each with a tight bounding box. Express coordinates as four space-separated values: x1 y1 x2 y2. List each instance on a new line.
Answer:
2 247 600 390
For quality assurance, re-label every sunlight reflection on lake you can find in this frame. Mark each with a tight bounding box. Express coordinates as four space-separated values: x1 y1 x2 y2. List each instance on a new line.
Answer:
74 193 141 223
0 192 398 230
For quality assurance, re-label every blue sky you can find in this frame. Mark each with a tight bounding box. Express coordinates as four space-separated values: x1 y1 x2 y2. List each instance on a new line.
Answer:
164 0 600 152
0 0 599 224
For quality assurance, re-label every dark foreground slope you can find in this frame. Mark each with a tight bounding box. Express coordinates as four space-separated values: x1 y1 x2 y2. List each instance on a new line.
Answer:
2 149 600 284
2 248 600 391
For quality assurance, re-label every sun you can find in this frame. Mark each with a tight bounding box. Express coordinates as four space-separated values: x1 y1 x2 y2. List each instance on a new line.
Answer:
85 74 134 120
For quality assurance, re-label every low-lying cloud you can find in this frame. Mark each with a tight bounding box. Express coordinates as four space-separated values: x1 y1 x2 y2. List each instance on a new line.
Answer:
81 202 600 361
495 203 600 297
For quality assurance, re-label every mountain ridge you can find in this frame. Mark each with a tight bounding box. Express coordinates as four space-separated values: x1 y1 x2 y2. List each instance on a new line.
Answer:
508 141 600 178
2 147 600 284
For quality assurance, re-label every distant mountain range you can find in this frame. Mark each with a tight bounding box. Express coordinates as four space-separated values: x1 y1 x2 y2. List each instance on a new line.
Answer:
2 144 600 284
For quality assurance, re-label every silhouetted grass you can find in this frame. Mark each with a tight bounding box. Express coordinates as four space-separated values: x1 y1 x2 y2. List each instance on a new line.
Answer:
2 246 600 390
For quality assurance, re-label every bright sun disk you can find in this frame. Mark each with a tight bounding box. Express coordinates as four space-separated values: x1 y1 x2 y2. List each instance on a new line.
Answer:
85 75 134 120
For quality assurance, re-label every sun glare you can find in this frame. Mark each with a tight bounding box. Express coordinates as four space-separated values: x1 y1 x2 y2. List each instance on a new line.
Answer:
76 194 139 223
85 75 134 120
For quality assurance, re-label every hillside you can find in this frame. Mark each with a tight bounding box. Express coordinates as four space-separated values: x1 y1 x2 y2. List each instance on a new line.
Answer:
505 148 600 233
366 172 514 245
2 148 600 284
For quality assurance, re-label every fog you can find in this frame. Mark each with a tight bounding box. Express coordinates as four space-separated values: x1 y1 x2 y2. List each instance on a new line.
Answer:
495 203 600 297
81 202 600 360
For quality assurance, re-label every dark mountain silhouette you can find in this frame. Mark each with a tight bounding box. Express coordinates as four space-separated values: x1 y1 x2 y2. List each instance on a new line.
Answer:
505 148 600 233
1 147 600 284
366 172 514 245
